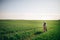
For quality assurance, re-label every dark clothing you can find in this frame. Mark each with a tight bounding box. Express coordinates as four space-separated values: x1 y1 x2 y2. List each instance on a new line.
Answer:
43 22 47 32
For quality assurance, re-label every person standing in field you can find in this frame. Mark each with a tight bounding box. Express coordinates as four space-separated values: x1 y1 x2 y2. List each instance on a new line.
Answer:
43 21 47 32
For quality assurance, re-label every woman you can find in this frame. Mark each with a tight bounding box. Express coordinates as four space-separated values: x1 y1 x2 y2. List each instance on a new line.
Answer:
43 22 47 32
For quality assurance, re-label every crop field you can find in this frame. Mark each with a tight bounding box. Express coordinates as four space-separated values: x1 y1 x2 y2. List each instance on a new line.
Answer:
0 20 60 40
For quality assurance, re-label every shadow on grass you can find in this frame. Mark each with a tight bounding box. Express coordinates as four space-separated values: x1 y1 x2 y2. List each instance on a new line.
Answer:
34 31 43 35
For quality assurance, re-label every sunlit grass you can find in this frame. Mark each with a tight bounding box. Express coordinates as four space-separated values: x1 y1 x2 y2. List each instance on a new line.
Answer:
0 20 59 40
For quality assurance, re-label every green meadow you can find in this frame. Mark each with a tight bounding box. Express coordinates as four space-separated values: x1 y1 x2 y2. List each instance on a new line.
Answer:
0 20 60 40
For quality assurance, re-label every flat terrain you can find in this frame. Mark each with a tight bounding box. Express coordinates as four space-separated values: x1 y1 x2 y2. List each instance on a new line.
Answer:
0 20 60 40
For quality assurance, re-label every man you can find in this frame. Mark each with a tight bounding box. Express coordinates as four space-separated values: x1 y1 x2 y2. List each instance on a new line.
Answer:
43 22 47 32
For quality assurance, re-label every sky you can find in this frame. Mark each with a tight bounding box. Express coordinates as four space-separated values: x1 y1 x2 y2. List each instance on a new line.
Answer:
0 0 60 20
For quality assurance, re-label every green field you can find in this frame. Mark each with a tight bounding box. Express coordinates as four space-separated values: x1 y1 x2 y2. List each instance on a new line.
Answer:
0 20 60 40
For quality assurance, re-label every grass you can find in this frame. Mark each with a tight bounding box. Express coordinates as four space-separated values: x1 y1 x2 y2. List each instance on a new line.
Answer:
0 20 60 40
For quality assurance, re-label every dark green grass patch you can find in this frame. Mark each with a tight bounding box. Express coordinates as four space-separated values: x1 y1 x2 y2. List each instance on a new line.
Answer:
0 20 60 40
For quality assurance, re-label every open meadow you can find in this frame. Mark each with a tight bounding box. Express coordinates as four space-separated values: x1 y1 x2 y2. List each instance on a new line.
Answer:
0 20 60 40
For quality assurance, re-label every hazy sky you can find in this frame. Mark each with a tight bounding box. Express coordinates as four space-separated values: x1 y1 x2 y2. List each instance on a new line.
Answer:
0 0 60 20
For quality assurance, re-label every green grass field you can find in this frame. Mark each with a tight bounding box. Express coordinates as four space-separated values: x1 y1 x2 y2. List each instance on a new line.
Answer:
0 20 60 40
